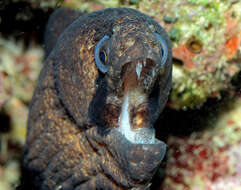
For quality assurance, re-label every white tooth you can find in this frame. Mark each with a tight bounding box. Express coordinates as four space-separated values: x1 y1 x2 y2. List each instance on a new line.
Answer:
152 69 155 77
136 62 142 80
143 60 146 67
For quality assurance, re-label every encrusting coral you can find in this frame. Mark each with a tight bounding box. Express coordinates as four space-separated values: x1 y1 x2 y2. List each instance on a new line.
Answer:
161 97 241 190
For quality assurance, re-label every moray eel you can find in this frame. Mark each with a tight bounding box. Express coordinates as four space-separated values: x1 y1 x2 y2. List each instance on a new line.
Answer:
22 7 172 190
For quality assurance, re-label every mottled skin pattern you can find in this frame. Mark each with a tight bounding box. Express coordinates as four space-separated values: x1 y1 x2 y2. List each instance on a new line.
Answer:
22 7 172 190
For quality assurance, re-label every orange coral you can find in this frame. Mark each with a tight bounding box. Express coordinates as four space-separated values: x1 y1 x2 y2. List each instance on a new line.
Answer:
225 35 239 58
173 45 196 69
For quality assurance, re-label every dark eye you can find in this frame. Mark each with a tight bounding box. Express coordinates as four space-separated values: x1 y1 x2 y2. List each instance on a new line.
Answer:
154 33 168 66
99 51 107 64
161 48 164 57
95 35 110 73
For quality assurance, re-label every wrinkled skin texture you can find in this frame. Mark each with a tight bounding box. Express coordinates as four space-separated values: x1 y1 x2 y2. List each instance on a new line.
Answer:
22 7 172 190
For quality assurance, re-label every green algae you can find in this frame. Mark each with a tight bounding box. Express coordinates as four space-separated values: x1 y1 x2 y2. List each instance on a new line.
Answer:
169 27 181 42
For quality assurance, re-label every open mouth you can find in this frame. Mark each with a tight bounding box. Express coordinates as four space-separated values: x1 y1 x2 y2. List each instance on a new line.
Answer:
117 58 161 144
120 58 157 91
117 90 156 144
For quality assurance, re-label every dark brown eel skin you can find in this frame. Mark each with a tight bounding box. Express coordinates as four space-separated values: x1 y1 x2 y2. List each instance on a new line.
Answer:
22 7 172 190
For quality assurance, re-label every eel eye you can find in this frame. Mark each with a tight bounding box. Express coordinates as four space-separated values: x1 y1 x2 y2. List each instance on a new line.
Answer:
154 33 168 66
99 51 107 64
95 35 110 73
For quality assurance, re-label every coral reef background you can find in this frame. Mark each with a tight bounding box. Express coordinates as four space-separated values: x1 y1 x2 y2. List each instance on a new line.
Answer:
0 0 240 190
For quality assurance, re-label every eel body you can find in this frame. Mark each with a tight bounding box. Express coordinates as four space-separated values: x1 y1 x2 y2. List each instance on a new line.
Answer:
22 7 172 190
